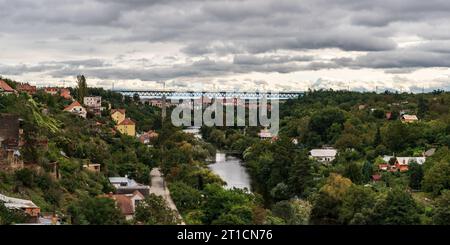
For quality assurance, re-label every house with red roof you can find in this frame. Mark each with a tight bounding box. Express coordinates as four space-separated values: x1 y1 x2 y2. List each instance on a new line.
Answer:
63 101 87 118
116 118 136 136
139 130 159 145
17 83 37 95
111 109 126 124
44 87 59 95
60 88 72 100
101 191 145 221
0 80 17 95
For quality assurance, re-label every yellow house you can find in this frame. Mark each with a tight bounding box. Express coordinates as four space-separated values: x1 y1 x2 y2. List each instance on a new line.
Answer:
116 118 136 136
111 109 126 124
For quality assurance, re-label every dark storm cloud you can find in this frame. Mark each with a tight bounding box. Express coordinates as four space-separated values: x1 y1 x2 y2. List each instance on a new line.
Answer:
2 0 450 84
0 59 110 76
335 50 450 69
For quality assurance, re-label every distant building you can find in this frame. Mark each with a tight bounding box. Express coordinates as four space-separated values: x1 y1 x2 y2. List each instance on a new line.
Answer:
0 114 24 170
84 96 102 115
116 118 136 136
372 174 382 182
44 87 59 95
83 163 101 173
310 148 338 163
0 193 41 223
0 80 16 95
378 156 426 172
258 128 272 139
401 114 419 123
63 101 87 118
102 191 145 221
109 176 150 196
147 99 164 108
382 155 426 165
139 130 159 145
111 109 126 124
60 88 72 100
17 83 37 95
396 157 426 165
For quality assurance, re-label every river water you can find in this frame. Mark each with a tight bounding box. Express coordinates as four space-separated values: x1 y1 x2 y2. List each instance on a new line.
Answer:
209 152 252 191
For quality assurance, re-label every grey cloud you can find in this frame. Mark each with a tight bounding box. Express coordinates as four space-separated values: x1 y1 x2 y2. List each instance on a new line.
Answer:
3 0 450 90
233 55 313 65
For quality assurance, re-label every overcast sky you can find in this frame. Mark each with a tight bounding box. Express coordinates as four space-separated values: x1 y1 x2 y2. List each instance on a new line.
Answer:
1 0 450 92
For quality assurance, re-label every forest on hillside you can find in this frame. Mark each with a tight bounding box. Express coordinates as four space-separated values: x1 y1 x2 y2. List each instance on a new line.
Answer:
201 90 450 225
2 75 450 225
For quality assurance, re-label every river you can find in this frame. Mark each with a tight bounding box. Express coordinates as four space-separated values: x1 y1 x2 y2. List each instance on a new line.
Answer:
209 152 252 191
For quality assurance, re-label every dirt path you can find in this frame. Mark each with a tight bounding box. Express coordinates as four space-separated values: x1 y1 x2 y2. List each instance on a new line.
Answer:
149 168 185 225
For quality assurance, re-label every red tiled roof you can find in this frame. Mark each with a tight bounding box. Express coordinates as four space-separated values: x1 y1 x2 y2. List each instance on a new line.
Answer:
64 101 83 111
372 174 382 181
111 109 126 115
0 80 15 92
17 83 37 93
45 87 58 91
102 191 144 215
60 88 71 99
118 118 135 126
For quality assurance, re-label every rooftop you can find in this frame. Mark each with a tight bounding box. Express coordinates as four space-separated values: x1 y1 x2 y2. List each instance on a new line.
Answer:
109 176 139 187
118 118 135 126
0 193 39 209
0 80 15 92
310 148 337 157
64 101 83 111
111 109 126 115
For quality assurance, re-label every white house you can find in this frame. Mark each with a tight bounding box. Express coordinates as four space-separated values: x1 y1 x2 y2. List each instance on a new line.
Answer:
109 176 150 196
310 148 338 163
63 101 87 118
382 155 426 165
83 96 102 115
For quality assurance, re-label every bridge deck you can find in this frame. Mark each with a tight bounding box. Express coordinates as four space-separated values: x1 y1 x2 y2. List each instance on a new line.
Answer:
115 90 304 99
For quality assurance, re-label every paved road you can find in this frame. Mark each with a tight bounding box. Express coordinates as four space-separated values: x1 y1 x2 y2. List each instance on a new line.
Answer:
149 168 185 225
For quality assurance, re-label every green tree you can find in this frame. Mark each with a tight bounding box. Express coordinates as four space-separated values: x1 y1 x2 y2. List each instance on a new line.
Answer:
339 185 376 224
310 174 352 224
343 162 363 184
76 75 88 103
272 199 312 225
134 194 180 225
68 197 125 225
362 161 374 183
133 93 140 103
270 182 290 201
417 96 428 119
309 108 345 143
287 152 314 197
408 161 424 190
372 188 421 225
381 122 409 152
169 181 203 213
432 190 450 225
0 202 29 225
202 184 255 224
422 161 450 196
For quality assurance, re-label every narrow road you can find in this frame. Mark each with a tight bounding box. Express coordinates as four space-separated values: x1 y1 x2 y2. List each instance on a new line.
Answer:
149 168 185 225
